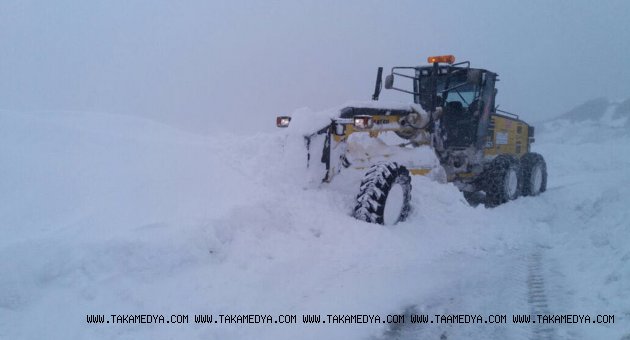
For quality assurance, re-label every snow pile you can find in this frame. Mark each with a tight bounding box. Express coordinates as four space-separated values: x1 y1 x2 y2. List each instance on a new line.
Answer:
1 107 629 339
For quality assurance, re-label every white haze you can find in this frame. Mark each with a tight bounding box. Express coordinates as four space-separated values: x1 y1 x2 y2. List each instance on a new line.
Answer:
1 0 629 134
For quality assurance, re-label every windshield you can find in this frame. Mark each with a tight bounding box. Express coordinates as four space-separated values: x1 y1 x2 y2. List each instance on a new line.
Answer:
415 67 480 112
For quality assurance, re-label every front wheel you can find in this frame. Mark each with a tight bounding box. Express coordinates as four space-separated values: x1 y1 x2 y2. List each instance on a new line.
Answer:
353 162 411 225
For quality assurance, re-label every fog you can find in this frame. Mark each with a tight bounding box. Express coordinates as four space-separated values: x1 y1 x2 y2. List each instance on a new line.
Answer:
1 0 629 134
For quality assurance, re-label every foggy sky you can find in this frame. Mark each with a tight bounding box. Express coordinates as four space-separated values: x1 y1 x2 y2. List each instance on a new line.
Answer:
1 0 629 134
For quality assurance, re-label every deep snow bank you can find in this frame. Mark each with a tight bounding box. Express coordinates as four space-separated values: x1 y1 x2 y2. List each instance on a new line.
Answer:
0 109 628 339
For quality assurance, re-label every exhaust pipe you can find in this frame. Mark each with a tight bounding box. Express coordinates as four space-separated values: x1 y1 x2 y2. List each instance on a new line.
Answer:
372 67 383 101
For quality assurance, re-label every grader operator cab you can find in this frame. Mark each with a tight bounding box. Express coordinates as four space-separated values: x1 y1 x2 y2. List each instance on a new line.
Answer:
277 55 547 225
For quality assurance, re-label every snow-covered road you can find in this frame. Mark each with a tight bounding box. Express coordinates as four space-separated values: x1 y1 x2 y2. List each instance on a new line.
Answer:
0 109 628 339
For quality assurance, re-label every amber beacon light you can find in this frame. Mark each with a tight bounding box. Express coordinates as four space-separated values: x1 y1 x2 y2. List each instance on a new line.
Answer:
427 55 456 64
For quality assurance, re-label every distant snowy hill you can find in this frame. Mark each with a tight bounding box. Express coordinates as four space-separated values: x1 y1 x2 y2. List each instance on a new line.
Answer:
1 108 628 339
539 97 630 148
545 97 630 129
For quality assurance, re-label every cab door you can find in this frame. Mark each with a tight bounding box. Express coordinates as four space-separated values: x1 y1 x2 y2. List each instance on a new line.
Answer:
475 72 497 150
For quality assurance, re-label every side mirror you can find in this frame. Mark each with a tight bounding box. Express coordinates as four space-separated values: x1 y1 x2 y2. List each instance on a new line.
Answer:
384 74 394 89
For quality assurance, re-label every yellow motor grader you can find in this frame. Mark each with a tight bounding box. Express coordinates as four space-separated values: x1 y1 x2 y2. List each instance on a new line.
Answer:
277 55 547 225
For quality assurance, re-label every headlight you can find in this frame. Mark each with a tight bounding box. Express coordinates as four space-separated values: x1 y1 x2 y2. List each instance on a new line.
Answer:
353 115 373 129
276 116 291 128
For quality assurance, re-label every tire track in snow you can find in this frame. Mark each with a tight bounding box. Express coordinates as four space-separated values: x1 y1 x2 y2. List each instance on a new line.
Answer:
378 247 533 340
527 246 556 340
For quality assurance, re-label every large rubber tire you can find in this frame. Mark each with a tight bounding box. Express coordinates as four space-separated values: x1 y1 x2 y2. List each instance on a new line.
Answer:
483 155 521 207
353 162 412 225
520 152 547 196
462 191 485 207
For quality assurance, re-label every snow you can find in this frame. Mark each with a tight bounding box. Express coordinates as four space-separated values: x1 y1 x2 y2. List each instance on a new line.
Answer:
1 106 629 339
345 132 440 171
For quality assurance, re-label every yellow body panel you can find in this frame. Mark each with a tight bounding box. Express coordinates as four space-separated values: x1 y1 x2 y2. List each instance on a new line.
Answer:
483 114 529 157
409 168 432 176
